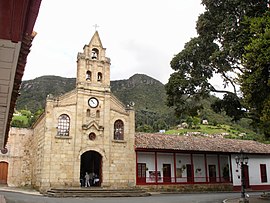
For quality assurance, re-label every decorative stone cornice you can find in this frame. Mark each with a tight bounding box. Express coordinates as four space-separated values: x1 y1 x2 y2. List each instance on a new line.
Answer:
77 52 86 60
82 120 104 131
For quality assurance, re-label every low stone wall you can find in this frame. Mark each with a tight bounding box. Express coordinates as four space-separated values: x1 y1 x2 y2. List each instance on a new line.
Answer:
139 183 233 192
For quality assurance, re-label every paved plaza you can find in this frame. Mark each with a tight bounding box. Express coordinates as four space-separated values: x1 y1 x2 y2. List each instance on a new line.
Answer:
0 187 269 203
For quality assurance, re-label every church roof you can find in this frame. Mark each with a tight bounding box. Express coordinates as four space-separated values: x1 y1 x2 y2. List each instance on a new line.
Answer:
89 31 103 48
135 133 270 154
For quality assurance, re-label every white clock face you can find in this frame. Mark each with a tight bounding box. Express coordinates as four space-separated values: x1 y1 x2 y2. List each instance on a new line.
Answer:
88 97 99 108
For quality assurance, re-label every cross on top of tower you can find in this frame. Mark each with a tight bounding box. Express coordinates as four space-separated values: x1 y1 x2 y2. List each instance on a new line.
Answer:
93 24 99 31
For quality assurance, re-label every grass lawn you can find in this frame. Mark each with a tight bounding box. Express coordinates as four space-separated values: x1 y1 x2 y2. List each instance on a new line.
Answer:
164 124 267 143
166 124 228 135
165 124 258 138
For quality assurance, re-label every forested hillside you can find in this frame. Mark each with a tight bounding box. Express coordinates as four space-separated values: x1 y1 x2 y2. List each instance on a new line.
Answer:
17 76 76 111
15 74 255 134
16 74 177 131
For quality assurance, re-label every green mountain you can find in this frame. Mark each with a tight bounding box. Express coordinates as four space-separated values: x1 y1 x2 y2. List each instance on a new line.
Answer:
15 74 256 135
16 74 177 131
17 74 167 112
17 75 76 112
111 74 167 112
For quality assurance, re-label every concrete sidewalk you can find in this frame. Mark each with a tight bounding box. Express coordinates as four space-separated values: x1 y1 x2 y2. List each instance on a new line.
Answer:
0 195 6 203
0 186 40 196
224 196 270 203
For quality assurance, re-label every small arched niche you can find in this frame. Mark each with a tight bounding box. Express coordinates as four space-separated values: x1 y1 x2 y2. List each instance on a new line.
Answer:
86 109 90 117
86 71 91 81
97 72 102 82
96 110 100 118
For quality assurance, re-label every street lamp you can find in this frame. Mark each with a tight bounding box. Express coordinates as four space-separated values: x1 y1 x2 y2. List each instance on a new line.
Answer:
235 150 249 203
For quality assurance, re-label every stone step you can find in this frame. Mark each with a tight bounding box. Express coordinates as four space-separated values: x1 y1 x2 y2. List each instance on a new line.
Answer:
46 187 150 197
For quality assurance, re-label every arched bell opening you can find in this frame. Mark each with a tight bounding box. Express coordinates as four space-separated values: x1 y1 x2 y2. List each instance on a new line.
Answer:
91 48 99 60
86 70 92 81
97 72 102 82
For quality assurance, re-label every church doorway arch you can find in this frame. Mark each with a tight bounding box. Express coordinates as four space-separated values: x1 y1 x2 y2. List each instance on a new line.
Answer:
80 151 102 187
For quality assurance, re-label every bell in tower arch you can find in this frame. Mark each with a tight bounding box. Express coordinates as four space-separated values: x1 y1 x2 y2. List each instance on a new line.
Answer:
91 48 99 60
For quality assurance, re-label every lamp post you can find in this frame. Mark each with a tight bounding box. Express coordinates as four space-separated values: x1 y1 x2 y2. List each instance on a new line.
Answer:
235 150 249 203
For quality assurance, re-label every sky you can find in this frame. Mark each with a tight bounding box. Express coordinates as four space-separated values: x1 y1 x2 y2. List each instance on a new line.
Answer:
24 0 206 85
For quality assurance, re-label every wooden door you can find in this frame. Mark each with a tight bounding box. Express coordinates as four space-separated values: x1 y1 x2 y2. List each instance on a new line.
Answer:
243 165 250 188
0 162 8 184
137 163 146 183
260 164 267 183
186 164 193 183
208 165 217 183
163 164 171 182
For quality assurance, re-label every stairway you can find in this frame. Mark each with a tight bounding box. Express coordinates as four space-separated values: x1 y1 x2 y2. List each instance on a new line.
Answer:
46 187 150 197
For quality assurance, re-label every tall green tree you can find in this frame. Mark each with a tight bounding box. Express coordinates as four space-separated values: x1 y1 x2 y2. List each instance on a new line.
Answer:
165 0 269 136
241 12 270 137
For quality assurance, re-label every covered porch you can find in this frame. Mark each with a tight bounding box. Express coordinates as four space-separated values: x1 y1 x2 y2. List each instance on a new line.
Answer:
136 151 232 185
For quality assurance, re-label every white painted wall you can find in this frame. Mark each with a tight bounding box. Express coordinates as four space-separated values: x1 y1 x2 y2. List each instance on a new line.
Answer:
207 154 220 182
231 154 270 186
194 154 206 182
157 152 174 182
137 152 155 182
220 155 231 181
176 153 190 182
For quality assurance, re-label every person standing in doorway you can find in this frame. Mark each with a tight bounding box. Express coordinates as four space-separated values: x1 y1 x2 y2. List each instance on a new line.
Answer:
85 172 90 187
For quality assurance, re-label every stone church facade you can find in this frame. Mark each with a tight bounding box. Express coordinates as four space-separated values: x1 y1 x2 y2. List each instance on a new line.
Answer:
1 32 136 192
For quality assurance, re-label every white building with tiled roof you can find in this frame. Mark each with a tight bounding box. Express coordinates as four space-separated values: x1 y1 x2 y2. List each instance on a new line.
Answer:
135 133 270 191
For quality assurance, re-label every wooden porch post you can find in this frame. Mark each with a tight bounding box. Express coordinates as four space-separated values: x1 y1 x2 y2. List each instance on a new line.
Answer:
135 151 138 185
204 153 208 183
191 153 194 183
229 154 233 183
218 154 221 182
155 152 158 183
174 152 177 183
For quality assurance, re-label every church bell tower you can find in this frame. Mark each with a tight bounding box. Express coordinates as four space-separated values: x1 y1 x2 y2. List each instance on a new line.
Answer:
76 31 111 92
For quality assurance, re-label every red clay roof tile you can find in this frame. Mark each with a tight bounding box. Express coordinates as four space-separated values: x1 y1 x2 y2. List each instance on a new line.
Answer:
135 133 270 154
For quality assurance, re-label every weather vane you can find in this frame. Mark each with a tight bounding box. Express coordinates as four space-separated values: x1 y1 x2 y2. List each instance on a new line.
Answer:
93 24 99 31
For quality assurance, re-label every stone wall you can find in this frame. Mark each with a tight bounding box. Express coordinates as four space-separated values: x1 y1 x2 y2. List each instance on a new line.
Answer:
31 113 46 189
139 183 234 192
107 107 135 188
0 127 33 187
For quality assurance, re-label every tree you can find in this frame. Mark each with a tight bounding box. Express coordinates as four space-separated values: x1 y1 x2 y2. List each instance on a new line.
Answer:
11 109 44 128
211 93 245 122
136 124 154 133
11 111 29 128
153 119 169 132
165 0 269 136
240 12 270 137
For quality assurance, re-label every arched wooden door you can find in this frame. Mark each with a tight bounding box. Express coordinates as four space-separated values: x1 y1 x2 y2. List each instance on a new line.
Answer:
0 162 8 184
